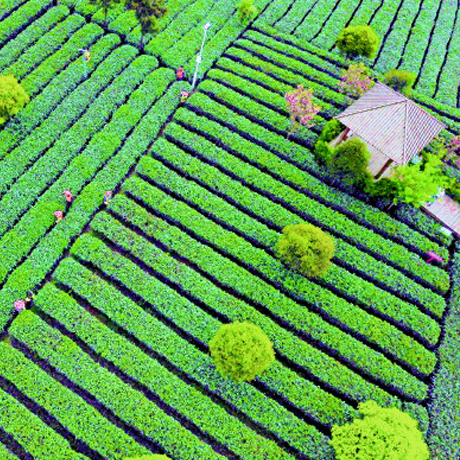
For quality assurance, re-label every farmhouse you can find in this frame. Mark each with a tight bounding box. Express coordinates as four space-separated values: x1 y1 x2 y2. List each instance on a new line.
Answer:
333 82 446 179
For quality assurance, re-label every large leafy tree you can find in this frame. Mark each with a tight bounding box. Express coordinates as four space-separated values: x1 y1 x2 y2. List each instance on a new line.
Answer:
383 68 416 96
327 137 373 188
390 153 454 207
126 0 168 48
237 0 258 24
0 75 29 125
89 0 121 24
209 322 275 382
336 25 380 59
331 401 430 460
276 223 335 278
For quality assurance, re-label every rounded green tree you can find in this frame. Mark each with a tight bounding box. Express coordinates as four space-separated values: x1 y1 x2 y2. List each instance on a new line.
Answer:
237 0 258 24
384 69 416 96
209 322 275 382
276 223 335 277
331 401 430 460
0 75 29 125
336 25 380 59
328 137 372 188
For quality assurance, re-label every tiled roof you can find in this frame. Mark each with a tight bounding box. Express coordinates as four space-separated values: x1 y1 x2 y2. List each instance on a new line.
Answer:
335 83 446 164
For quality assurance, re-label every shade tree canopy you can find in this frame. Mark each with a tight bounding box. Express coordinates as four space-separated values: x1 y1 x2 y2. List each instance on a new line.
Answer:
0 75 29 125
336 25 380 59
383 69 416 96
209 322 275 382
327 137 373 188
331 400 430 460
276 223 335 278
237 0 258 24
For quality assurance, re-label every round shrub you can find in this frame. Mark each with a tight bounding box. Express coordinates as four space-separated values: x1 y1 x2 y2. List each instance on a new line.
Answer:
0 75 29 125
336 25 380 59
276 223 335 277
314 139 334 165
384 69 416 96
331 401 430 460
209 322 275 382
328 137 372 187
319 119 345 143
237 0 258 24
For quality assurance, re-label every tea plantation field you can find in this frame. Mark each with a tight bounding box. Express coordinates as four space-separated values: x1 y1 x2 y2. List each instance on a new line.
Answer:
0 0 459 459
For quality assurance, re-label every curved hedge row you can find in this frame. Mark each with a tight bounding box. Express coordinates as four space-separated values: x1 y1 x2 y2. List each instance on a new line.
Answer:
0 81 181 333
168 112 449 293
10 313 225 460
105 182 429 403
0 33 118 160
0 4 68 72
53 257 344 451
0 387 87 459
32 284 293 460
0 341 147 459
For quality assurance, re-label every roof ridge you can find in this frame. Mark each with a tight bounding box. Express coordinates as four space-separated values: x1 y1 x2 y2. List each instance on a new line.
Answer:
402 100 409 163
337 99 406 118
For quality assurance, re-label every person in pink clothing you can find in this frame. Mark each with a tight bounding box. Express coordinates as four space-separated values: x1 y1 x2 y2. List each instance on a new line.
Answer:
62 190 73 203
54 210 64 223
14 299 25 312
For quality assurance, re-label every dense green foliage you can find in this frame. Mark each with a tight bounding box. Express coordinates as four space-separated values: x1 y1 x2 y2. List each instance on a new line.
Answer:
209 322 275 382
237 0 258 24
126 0 168 43
314 119 344 164
0 74 29 125
89 0 121 23
319 119 345 143
390 154 454 207
336 25 380 59
276 223 335 277
331 401 430 460
327 137 373 187
383 69 416 96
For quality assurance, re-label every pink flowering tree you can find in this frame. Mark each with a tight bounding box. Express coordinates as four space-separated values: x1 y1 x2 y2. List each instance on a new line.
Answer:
338 62 374 98
285 85 321 138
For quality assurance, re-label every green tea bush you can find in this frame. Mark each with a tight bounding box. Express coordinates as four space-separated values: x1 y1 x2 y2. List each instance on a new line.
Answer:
0 74 29 125
331 400 430 460
124 455 170 459
209 322 275 382
276 223 335 278
336 25 380 59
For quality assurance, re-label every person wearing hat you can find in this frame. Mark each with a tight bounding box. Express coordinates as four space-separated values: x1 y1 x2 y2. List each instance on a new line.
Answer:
25 291 35 308
103 190 113 206
54 210 64 223
62 190 73 203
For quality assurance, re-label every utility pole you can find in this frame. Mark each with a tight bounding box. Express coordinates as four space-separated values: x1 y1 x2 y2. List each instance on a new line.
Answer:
191 22 211 91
